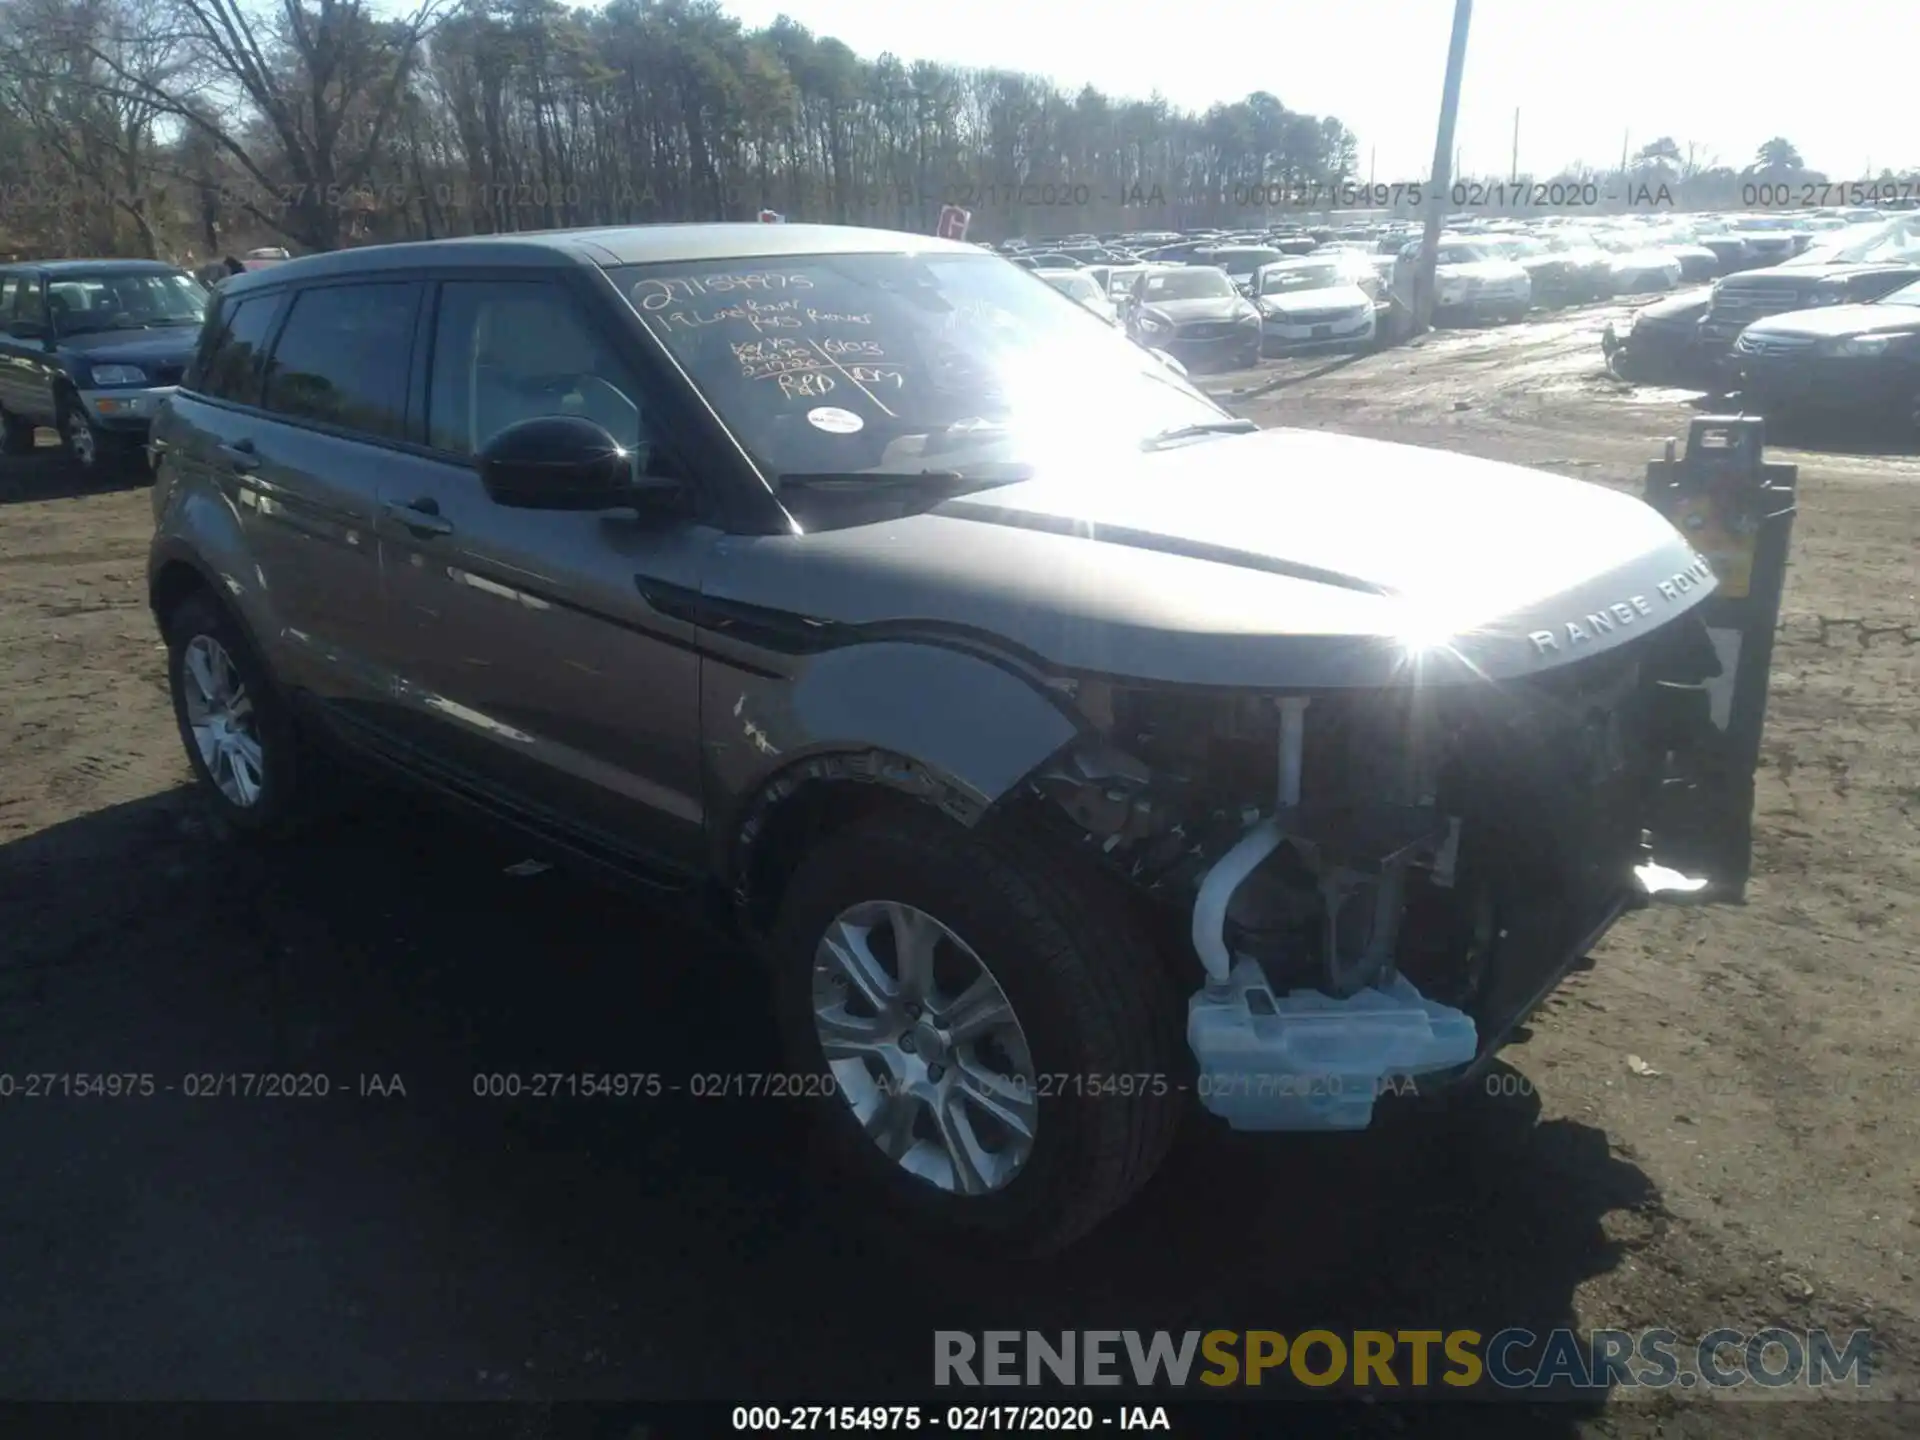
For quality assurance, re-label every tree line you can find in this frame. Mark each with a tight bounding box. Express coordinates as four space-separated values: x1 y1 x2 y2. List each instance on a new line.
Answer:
0 0 1907 265
0 0 1363 259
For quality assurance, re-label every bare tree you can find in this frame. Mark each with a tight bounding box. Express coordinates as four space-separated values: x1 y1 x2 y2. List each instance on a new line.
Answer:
75 0 449 249
0 0 193 256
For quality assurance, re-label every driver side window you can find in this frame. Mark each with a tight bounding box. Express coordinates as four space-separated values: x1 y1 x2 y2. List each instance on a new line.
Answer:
426 280 647 464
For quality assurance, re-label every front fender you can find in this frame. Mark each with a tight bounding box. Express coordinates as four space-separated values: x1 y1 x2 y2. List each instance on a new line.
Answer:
707 640 1081 872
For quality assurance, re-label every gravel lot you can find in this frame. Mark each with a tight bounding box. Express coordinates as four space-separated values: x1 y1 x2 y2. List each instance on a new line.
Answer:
2 301 1916 1433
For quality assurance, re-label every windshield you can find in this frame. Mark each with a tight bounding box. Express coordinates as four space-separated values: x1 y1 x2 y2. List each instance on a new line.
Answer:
1208 248 1282 272
1822 217 1920 265
1260 264 1344 294
616 252 1226 482
1042 272 1101 302
1436 244 1490 264
49 270 207 333
1877 278 1920 307
1143 268 1235 300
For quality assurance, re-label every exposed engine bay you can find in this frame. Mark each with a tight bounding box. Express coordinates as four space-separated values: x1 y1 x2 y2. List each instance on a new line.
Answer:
1029 608 1729 1119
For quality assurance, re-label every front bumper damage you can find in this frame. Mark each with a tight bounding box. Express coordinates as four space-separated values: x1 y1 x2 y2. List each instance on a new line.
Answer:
1029 419 1795 1133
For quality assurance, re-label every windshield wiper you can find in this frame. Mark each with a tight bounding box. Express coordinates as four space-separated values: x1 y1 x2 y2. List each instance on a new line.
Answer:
780 468 966 491
777 466 1031 495
1140 419 1259 451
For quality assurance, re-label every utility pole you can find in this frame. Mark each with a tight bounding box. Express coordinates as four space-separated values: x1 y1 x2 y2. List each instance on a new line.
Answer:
1411 0 1474 335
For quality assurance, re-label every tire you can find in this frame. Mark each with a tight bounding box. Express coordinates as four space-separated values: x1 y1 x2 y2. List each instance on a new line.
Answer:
0 403 35 456
163 591 308 836
769 807 1186 1257
56 390 112 475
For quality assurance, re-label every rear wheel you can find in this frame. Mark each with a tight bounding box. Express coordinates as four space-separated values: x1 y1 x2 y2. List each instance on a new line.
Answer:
163 592 309 835
769 807 1186 1257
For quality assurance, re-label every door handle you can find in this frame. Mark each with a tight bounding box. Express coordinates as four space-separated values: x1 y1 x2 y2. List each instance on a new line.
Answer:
384 498 454 538
218 440 259 473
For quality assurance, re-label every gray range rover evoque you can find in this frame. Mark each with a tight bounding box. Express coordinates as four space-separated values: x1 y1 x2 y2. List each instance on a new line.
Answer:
149 224 1764 1254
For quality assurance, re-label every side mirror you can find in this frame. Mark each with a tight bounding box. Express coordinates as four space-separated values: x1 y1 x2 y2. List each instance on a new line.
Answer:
477 414 680 514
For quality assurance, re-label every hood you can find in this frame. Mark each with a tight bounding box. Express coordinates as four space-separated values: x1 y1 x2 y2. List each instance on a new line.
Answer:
60 327 202 365
1436 260 1527 283
1746 302 1920 340
1636 286 1713 323
1610 250 1680 269
1257 284 1372 316
706 428 1715 690
1143 295 1248 323
1725 261 1920 290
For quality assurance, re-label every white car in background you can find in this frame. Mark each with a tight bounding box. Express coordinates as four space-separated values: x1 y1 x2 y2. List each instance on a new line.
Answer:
1594 234 1685 295
1100 263 1149 302
1036 267 1120 325
1250 255 1379 354
1199 245 1288 295
1392 237 1532 323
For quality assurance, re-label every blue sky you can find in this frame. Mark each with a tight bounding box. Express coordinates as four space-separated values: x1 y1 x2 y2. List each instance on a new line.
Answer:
715 0 1914 180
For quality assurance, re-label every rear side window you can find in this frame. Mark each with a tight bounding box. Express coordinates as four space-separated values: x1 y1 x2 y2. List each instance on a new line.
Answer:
192 295 281 404
13 277 47 329
0 275 16 330
260 282 420 440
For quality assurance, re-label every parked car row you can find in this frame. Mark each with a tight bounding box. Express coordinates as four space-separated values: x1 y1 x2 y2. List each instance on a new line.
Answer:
1602 212 1920 431
1002 206 1917 353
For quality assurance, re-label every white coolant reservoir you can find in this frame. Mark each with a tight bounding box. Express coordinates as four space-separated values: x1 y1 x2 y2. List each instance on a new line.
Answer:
1186 958 1479 1132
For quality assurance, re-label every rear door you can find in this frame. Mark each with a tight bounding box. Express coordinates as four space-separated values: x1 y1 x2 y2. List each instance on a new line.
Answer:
0 274 58 423
367 271 716 873
204 278 419 712
0 271 24 414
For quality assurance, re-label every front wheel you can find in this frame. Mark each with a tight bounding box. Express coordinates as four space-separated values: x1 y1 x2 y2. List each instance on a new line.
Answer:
57 393 113 474
770 808 1186 1257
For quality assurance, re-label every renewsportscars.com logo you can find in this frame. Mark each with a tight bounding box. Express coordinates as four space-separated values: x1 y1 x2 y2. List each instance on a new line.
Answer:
934 1329 1874 1392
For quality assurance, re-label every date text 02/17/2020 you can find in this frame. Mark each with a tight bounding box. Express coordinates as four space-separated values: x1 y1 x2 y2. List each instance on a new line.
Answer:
730 1404 1173 1432
937 179 1682 211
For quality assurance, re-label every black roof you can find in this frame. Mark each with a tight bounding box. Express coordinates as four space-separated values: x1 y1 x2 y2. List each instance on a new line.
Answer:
218 223 981 298
9 258 188 275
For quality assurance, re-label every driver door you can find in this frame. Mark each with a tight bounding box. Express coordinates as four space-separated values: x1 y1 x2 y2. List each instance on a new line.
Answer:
370 273 718 875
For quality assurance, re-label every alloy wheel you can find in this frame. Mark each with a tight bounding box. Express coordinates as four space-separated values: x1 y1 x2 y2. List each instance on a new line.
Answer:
811 899 1038 1196
180 634 264 807
65 408 97 468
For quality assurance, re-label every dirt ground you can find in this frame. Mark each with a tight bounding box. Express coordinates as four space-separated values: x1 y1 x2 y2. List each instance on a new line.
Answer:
2 301 1916 1433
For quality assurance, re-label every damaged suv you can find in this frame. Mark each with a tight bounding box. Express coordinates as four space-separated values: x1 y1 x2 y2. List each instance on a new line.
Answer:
149 226 1769 1255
